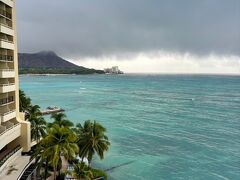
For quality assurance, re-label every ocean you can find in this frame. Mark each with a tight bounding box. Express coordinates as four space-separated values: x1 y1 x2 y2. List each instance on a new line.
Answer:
20 74 240 180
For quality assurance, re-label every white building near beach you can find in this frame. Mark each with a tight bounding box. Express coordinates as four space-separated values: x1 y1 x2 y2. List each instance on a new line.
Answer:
104 66 123 74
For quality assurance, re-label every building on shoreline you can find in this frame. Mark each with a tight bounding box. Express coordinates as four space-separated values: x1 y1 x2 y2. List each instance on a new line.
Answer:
104 66 124 74
0 0 31 176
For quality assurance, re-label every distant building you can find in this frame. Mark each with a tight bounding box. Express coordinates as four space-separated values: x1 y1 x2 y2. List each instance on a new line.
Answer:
104 66 123 74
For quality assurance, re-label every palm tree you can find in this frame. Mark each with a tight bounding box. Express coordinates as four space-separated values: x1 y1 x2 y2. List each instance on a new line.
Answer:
30 116 47 143
44 124 79 180
76 120 110 167
31 141 51 180
71 162 93 180
27 105 42 120
27 105 45 142
48 113 74 128
19 90 32 112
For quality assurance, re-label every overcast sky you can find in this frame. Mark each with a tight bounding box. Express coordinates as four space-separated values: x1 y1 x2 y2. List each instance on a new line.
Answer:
16 0 240 73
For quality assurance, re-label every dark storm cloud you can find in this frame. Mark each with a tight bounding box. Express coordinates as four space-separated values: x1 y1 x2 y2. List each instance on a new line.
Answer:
16 0 240 58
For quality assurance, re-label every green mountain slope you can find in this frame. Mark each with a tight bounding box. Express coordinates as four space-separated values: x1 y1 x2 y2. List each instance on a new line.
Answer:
18 51 104 74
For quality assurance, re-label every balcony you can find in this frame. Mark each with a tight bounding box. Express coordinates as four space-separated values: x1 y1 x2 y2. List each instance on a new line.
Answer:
0 39 14 50
0 54 13 62
0 69 15 78
0 0 14 8
0 23 13 36
0 122 21 150
0 83 15 93
0 9 12 20
0 145 21 173
0 21 12 29
0 96 14 106
0 109 16 122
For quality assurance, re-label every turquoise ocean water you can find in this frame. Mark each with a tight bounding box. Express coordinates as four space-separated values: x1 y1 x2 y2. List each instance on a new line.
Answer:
20 74 240 180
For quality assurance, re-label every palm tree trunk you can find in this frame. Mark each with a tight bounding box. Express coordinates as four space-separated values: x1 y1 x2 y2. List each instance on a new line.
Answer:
44 158 48 180
58 168 61 179
53 168 57 180
88 156 92 168
88 152 93 168
36 166 40 178
36 127 39 144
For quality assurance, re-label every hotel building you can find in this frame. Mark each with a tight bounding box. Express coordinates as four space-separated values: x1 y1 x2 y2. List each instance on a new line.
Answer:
0 0 31 175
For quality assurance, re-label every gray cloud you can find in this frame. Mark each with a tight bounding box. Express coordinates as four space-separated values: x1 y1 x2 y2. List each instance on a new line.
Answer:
16 0 240 58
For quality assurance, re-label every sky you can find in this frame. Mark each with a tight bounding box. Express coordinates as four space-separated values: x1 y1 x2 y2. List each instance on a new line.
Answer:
16 0 240 73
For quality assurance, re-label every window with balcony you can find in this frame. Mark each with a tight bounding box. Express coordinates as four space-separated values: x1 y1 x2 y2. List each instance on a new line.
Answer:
0 48 13 62
0 32 13 43
0 96 14 106
0 2 12 20
0 17 12 28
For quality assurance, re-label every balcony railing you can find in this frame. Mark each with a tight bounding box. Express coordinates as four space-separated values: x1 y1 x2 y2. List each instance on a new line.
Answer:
0 96 14 106
0 38 13 43
0 109 15 116
0 83 15 93
0 83 15 87
0 109 16 122
0 22 12 29
0 69 15 78
0 122 19 135
0 69 14 72
0 9 12 20
0 54 13 61
0 145 21 168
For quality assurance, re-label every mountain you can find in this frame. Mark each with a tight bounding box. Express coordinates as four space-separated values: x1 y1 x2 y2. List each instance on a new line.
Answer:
18 51 104 74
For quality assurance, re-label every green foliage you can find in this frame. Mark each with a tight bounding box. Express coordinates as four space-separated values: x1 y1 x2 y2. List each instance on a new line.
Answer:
19 67 105 75
30 116 47 142
27 105 46 142
76 120 110 166
20 90 47 142
22 97 110 179
23 88 110 180
91 168 108 180
71 162 93 180
70 161 108 180
30 140 51 179
58 172 67 180
19 90 32 112
44 124 79 179
32 117 110 180
48 113 74 128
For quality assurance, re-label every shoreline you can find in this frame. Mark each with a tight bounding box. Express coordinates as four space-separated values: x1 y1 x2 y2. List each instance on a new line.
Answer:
19 73 240 77
20 74 74 76
19 73 126 76
19 73 106 76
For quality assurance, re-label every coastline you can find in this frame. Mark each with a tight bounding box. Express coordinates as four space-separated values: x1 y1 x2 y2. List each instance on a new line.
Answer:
19 73 240 77
19 74 74 76
19 73 127 76
19 73 106 76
